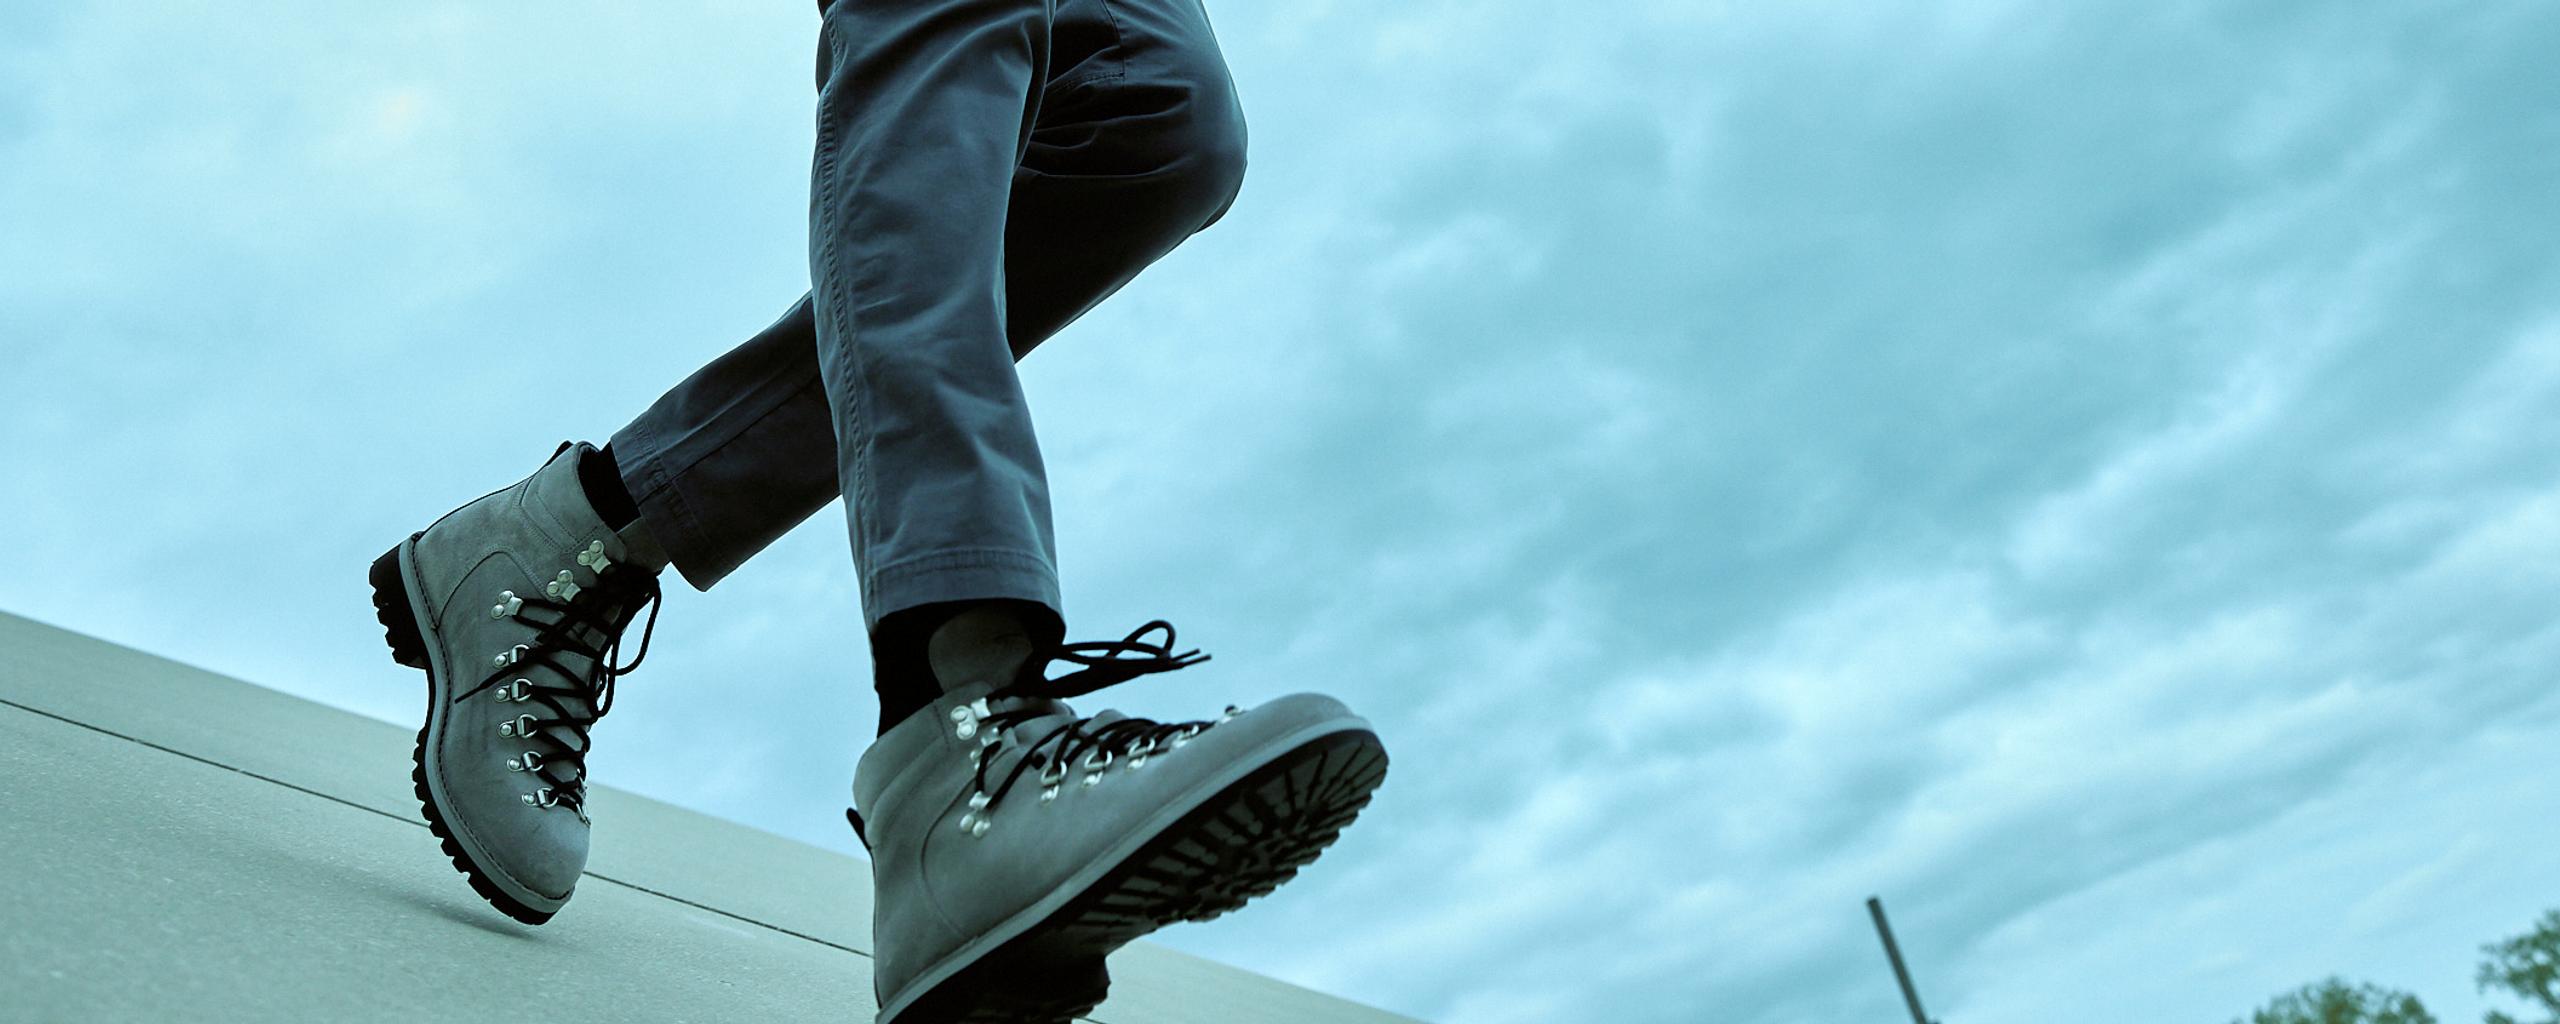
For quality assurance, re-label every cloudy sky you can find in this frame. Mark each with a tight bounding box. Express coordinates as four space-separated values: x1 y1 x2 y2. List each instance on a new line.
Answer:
6 1 2558 1021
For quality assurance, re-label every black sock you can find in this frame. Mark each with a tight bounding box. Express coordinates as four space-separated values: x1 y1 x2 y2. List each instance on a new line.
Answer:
580 445 642 531
871 602 967 736
871 599 1062 736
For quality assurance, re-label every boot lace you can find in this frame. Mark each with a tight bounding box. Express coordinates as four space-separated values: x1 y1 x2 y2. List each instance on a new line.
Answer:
455 552 661 821
846 619 1226 846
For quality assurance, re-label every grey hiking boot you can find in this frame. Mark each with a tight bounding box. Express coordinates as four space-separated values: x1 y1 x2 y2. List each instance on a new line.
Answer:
367 441 667 923
849 620 1390 1024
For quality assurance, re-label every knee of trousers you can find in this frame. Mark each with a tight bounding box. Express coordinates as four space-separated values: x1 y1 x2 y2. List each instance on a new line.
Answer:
1116 74 1249 233
1180 108 1248 231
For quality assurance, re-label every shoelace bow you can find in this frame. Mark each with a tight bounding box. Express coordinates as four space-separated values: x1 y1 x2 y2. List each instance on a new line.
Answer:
454 568 662 816
969 619 1212 805
846 619 1211 848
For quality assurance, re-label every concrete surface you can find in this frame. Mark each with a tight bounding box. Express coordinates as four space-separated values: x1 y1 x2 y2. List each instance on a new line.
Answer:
0 610 1420 1024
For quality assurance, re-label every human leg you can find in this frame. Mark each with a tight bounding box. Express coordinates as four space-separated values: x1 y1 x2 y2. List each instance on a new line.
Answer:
828 3 1386 1022
367 0 1265 931
606 0 1253 737
603 11 1248 602
803 0 1067 667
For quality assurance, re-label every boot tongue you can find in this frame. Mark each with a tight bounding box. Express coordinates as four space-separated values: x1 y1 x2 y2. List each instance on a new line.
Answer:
987 693 1074 721
528 632 608 791
1079 708 1132 731
984 694 1080 761
610 516 670 572
995 705 1141 775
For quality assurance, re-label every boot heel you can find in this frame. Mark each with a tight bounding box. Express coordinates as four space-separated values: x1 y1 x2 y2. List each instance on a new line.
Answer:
369 534 429 669
895 949 1109 1024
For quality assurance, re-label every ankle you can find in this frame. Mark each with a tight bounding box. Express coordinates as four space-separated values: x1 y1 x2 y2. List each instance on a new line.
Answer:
579 445 642 532
926 603 1039 690
872 599 1055 735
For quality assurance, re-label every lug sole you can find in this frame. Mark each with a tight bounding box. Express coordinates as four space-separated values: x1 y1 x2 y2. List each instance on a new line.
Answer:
370 534 560 926
884 727 1390 1024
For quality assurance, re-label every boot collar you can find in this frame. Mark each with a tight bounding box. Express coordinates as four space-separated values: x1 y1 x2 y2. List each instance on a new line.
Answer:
530 441 670 571
853 680 1087 824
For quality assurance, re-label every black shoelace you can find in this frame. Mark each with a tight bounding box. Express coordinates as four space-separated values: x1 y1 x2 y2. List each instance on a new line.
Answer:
454 569 662 817
847 619 1211 847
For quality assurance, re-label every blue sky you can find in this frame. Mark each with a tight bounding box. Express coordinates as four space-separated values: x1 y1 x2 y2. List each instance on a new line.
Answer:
6 1 2559 1021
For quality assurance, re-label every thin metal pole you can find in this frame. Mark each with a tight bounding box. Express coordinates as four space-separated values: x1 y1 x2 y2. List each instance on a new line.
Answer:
1867 896 1934 1024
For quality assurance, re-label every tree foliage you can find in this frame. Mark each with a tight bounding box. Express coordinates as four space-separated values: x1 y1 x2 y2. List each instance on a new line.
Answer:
2480 909 2560 1024
2234 977 2437 1024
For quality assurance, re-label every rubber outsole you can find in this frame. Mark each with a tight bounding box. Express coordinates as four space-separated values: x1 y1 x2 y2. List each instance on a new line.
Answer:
886 727 1390 1024
370 535 559 926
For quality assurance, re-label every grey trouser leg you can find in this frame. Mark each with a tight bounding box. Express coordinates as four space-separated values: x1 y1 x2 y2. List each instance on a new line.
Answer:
607 0 1246 634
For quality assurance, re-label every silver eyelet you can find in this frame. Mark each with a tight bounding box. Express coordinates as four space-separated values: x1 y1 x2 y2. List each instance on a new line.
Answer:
522 787 558 807
545 570 581 601
1040 785 1060 803
950 705 978 741
967 791 991 812
498 713 536 738
506 752 544 773
490 591 522 619
491 644 530 669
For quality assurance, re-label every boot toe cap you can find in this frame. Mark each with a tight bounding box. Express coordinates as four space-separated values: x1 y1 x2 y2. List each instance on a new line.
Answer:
471 807 591 906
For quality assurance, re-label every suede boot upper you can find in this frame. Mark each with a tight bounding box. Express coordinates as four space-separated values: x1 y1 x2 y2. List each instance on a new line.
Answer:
383 442 667 919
